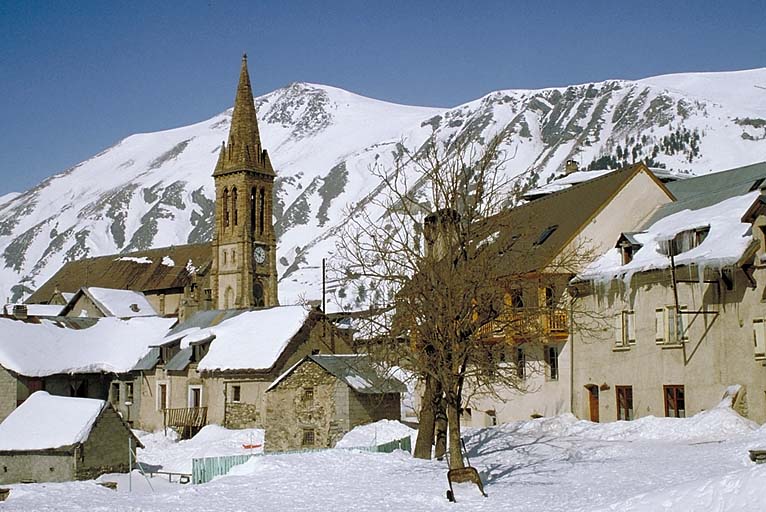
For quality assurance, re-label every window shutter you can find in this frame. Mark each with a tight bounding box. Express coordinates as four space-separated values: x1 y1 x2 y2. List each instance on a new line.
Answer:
754 319 766 356
655 308 665 342
679 305 688 341
667 307 677 343
615 313 624 346
627 311 636 343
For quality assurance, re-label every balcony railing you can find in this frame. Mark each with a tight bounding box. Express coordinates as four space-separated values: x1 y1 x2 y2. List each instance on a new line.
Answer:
476 308 569 340
164 407 208 438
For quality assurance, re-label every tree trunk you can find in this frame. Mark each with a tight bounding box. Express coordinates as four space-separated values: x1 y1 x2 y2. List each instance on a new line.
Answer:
413 374 438 459
434 393 447 460
446 400 464 469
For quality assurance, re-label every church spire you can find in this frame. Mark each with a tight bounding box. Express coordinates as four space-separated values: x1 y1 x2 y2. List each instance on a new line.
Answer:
214 54 273 176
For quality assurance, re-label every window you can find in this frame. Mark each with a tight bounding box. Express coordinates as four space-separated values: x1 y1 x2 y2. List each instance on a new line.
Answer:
664 385 685 418
250 187 257 234
753 318 766 357
223 188 230 227
533 225 558 246
546 346 559 380
666 306 688 343
620 245 634 265
509 289 524 309
614 311 636 347
655 308 665 343
110 383 120 405
223 250 227 265
515 347 526 379
302 387 315 403
616 386 634 420
302 428 315 447
157 383 168 411
232 187 238 226
231 385 241 403
125 382 134 403
188 386 202 408
258 188 265 235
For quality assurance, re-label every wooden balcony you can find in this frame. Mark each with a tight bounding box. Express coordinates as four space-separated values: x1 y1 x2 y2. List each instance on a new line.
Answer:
476 308 569 341
164 407 208 438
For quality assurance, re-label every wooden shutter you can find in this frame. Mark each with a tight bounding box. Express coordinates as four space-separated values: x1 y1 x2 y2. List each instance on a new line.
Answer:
655 308 665 342
614 313 624 346
627 311 636 344
667 307 677 343
679 305 689 341
753 319 766 356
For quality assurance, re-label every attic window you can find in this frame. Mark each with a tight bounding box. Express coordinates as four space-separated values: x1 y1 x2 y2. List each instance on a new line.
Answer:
129 304 140 313
750 178 765 192
659 226 710 256
533 225 558 246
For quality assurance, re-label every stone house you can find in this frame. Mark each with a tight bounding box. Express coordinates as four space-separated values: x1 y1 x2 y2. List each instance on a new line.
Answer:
264 354 405 452
132 305 353 436
0 391 142 484
570 162 766 423
439 163 678 426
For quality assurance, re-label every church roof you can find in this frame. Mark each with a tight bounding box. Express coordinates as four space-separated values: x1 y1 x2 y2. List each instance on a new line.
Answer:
60 287 157 318
213 54 274 177
28 243 211 304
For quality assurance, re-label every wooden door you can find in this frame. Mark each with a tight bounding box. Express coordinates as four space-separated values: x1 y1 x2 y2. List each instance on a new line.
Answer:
587 385 599 422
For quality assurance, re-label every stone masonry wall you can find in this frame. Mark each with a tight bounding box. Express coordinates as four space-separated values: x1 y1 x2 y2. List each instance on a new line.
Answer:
0 367 18 423
77 406 135 480
264 362 338 452
0 453 73 484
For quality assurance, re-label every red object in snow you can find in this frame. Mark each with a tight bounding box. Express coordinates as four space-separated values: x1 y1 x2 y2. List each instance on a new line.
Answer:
242 444 262 449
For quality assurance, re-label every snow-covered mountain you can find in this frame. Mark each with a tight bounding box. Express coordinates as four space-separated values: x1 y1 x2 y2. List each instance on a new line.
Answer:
1 69 765 304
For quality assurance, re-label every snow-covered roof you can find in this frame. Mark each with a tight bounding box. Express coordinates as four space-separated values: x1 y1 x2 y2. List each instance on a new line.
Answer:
579 191 759 281
523 167 687 201
78 287 157 317
0 392 105 451
162 305 312 372
2 303 64 317
0 316 174 377
267 354 407 394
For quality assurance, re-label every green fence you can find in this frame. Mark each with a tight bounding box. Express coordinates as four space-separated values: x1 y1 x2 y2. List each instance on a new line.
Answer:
191 435 412 484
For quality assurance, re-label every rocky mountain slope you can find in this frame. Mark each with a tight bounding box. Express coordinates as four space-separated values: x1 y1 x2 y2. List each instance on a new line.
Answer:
1 69 765 306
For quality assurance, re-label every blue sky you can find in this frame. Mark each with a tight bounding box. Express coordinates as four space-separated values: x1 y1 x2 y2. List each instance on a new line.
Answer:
1 0 764 195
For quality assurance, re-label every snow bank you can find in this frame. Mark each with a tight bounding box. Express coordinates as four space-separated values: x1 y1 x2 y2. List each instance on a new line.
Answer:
136 425 264 473
335 419 415 448
0 392 104 450
498 405 758 444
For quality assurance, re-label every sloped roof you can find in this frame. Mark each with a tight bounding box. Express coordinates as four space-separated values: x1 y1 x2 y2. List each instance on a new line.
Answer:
267 354 406 394
145 306 313 372
578 162 766 280
490 163 668 276
0 392 105 450
62 287 157 318
0 316 174 377
28 243 211 304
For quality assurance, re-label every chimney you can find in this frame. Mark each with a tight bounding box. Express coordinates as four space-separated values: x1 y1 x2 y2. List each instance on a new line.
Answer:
13 304 28 319
423 208 461 259
565 160 579 175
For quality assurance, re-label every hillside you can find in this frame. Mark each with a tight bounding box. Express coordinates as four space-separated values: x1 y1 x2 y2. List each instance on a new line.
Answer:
1 68 765 305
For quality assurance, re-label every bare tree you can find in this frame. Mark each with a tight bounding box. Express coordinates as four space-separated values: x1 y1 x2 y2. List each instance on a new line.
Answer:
336 131 591 468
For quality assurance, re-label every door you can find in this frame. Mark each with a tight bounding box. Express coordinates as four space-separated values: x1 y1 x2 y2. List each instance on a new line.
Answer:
586 385 599 422
188 386 202 408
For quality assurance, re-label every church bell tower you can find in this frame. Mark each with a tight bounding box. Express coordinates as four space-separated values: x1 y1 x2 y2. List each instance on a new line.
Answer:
211 54 278 309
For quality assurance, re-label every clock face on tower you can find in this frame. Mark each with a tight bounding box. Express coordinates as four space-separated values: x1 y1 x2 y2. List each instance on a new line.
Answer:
253 245 266 264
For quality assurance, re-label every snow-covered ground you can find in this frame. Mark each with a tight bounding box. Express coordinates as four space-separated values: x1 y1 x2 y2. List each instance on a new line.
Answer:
3 411 766 511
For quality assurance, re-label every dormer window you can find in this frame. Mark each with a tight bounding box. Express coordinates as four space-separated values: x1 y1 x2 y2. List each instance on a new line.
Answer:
615 233 643 265
659 226 710 256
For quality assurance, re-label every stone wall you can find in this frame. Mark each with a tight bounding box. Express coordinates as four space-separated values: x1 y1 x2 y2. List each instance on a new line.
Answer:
264 361 339 452
224 402 260 429
0 452 73 484
0 367 18 423
348 392 401 429
76 406 135 480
